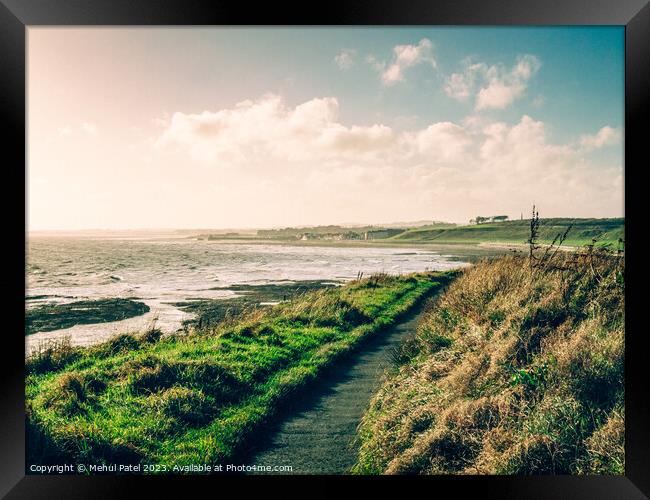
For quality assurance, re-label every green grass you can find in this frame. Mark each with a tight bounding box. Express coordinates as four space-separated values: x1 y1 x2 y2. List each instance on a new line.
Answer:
392 218 624 247
26 272 453 469
25 298 150 336
197 218 624 249
174 280 338 329
354 252 624 475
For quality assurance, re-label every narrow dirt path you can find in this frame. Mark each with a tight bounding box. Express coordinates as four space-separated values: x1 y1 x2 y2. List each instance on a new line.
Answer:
246 299 430 475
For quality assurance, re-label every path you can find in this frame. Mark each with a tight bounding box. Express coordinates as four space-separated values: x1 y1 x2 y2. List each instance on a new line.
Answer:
246 299 430 475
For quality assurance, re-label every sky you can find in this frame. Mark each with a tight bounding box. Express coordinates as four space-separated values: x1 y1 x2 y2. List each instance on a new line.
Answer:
27 27 624 230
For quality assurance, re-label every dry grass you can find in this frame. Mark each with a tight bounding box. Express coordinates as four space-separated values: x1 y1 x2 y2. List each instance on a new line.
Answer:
354 252 624 475
26 337 81 375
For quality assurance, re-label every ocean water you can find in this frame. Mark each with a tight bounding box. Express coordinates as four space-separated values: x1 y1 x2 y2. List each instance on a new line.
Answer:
25 236 467 352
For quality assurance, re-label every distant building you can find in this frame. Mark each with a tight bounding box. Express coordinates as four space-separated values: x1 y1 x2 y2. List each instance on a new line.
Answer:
471 215 509 224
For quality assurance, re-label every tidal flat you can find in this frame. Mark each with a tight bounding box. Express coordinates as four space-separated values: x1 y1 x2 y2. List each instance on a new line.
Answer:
174 280 340 329
25 298 150 336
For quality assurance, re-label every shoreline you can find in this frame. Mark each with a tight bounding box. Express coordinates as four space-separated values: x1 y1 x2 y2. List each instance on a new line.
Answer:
477 241 578 252
190 237 595 254
27 237 594 355
189 237 516 259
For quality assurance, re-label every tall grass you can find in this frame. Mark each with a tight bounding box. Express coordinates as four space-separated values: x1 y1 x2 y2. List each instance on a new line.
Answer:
354 252 624 475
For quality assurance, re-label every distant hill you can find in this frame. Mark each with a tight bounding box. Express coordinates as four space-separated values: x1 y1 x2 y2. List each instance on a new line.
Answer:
392 218 624 247
193 218 624 248
256 222 455 241
367 220 456 229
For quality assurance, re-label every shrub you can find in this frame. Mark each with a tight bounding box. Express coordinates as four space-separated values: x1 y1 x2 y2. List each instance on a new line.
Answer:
43 371 106 416
178 360 248 403
139 328 163 344
26 338 81 375
91 333 141 357
154 387 215 426
122 356 177 394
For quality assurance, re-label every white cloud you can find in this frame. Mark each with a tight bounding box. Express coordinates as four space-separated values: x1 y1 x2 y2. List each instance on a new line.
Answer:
371 39 436 86
156 94 397 164
580 126 622 150
444 72 472 101
444 62 485 101
154 94 622 222
446 55 541 111
408 122 471 162
82 122 98 136
334 49 356 70
476 81 523 110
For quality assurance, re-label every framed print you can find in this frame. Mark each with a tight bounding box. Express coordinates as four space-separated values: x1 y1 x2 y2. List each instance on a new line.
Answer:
1 0 648 498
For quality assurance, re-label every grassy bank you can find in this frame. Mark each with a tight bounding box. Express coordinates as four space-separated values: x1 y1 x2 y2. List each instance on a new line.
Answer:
193 218 623 249
392 218 624 247
174 280 338 330
354 252 624 474
25 298 150 336
26 272 453 469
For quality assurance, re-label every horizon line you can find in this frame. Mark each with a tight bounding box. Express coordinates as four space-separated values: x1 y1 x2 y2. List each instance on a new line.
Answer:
26 215 626 234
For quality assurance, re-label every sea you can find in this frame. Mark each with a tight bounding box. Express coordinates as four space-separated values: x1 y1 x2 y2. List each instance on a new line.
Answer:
25 235 470 353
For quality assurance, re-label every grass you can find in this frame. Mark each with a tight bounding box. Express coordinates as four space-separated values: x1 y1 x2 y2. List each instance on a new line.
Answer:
26 272 453 469
25 298 150 335
392 218 624 248
174 280 338 329
195 218 624 249
354 250 624 475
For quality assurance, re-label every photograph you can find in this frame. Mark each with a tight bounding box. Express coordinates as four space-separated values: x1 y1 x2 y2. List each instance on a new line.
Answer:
21 25 629 478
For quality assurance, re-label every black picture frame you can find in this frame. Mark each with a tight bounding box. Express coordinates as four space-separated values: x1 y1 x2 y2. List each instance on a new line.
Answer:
1 1 648 497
